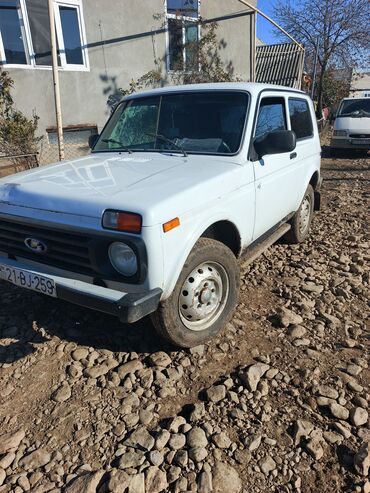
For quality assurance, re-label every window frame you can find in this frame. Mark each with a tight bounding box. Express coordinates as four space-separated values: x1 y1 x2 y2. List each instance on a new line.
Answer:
0 0 89 71
253 96 288 141
0 0 32 66
288 97 314 142
165 0 201 73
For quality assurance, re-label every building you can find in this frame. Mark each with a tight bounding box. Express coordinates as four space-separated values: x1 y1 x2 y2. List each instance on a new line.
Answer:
0 0 257 163
350 71 370 98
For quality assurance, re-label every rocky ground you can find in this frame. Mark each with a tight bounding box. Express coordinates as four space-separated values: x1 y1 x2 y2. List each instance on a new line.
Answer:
0 148 369 493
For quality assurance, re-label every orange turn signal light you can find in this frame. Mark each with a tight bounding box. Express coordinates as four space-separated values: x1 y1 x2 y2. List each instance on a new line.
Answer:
163 217 180 233
103 210 142 233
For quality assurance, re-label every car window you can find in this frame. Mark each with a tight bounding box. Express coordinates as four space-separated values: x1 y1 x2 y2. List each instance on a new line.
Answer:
94 91 249 155
289 98 313 140
338 99 370 117
255 97 286 140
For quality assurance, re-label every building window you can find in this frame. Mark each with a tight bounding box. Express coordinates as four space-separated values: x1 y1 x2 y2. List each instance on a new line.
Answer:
0 0 29 65
0 0 88 70
166 0 199 72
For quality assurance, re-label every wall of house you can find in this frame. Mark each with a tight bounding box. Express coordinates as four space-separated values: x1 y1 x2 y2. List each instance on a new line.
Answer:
4 0 256 163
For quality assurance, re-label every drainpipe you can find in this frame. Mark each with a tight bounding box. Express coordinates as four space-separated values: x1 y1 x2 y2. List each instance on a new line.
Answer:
48 0 64 161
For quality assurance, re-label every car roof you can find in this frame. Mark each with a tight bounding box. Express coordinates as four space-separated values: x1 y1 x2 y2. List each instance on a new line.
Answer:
125 82 306 100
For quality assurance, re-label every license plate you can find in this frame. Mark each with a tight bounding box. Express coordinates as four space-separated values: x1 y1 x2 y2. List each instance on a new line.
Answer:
0 264 56 297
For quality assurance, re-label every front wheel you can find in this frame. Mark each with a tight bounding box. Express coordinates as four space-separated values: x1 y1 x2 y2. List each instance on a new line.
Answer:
151 238 240 348
284 184 314 244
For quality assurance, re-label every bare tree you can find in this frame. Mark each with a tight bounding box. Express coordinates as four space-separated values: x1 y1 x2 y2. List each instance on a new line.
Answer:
272 0 369 114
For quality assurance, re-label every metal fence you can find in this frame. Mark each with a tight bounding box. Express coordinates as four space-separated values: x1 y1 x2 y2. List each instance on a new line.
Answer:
256 42 305 89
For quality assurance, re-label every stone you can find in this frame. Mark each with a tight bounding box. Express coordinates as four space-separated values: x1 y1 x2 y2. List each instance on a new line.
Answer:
205 385 226 403
124 427 155 451
260 456 277 475
212 432 231 449
212 462 242 493
198 470 213 493
167 416 187 433
317 385 339 400
354 442 370 476
64 470 105 493
169 433 186 450
189 447 208 462
107 470 131 492
243 433 262 452
0 469 5 487
293 420 314 445
83 361 117 378
329 403 349 420
0 452 15 469
187 427 208 448
189 345 205 356
0 429 25 454
155 430 170 451
240 363 269 392
19 448 51 470
71 348 89 361
129 474 145 493
306 438 324 460
288 325 307 339
346 364 362 376
149 450 164 467
350 408 368 427
148 352 172 368
276 307 303 327
51 382 71 402
333 422 352 439
189 403 206 422
117 360 144 379
145 466 168 493
118 450 145 469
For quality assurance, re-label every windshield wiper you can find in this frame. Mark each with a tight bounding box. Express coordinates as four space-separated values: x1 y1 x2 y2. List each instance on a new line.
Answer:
146 132 188 157
101 138 133 153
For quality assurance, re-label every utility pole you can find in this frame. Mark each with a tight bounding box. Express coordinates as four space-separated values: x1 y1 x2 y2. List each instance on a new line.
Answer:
311 36 319 100
48 0 64 161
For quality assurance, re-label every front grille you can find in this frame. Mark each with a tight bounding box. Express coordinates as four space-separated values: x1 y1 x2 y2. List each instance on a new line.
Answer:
349 133 370 138
0 218 96 276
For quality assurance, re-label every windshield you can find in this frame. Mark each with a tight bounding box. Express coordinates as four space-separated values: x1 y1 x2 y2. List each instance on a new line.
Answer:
93 91 249 155
338 99 370 117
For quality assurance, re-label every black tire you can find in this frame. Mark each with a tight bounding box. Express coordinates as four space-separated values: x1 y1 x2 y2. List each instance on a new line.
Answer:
284 184 314 244
151 238 240 348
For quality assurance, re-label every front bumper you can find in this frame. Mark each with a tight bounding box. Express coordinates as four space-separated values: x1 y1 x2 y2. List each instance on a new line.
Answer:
0 256 162 323
330 138 370 150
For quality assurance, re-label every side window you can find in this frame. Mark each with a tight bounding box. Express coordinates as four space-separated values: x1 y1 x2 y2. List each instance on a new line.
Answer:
255 97 286 140
289 98 313 140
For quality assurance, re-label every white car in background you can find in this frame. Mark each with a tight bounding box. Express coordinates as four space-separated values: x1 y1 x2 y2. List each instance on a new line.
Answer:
331 97 370 156
0 83 321 347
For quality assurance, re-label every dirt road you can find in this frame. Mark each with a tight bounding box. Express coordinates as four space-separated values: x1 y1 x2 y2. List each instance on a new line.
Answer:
0 151 369 493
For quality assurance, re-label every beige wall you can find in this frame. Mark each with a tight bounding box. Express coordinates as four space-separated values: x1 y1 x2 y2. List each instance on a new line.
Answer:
6 0 256 149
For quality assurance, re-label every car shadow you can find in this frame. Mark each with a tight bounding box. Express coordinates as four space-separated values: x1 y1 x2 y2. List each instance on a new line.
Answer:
0 283 174 365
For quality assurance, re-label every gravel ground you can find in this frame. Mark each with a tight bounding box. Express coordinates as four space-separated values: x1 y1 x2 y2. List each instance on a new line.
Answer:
0 149 369 493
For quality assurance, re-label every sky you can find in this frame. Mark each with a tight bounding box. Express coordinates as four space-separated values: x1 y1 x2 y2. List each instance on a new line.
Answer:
256 0 285 45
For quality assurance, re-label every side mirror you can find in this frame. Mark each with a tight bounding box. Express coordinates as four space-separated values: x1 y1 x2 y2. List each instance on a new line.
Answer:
254 130 296 159
88 133 99 149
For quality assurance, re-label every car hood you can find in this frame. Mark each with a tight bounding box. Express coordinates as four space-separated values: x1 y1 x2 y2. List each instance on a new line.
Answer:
0 152 242 226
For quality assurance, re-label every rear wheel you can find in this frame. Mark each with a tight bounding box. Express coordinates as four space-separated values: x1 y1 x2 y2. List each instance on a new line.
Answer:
151 238 239 348
284 184 314 244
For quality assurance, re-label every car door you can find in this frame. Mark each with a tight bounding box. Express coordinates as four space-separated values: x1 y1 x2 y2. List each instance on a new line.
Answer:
251 93 299 240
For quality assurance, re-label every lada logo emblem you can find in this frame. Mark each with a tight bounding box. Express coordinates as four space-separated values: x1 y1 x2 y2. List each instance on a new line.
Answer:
24 237 48 253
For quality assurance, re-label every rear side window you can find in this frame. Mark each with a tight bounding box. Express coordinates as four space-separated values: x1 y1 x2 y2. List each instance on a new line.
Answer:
255 97 286 140
289 98 313 140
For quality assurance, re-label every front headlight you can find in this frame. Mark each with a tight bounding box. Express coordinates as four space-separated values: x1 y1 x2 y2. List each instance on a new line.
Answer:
333 130 347 137
109 242 138 277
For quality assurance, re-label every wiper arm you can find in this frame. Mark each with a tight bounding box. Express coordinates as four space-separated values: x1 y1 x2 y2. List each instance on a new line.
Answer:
146 132 188 157
101 138 133 153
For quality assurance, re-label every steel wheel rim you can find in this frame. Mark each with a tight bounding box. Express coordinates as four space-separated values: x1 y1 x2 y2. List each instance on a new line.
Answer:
179 261 230 332
299 195 312 234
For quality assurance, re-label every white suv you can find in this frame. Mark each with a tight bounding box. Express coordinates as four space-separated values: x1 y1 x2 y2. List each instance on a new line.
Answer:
0 83 321 347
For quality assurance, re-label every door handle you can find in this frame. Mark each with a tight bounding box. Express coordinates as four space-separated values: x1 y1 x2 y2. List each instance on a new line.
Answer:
290 152 297 159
